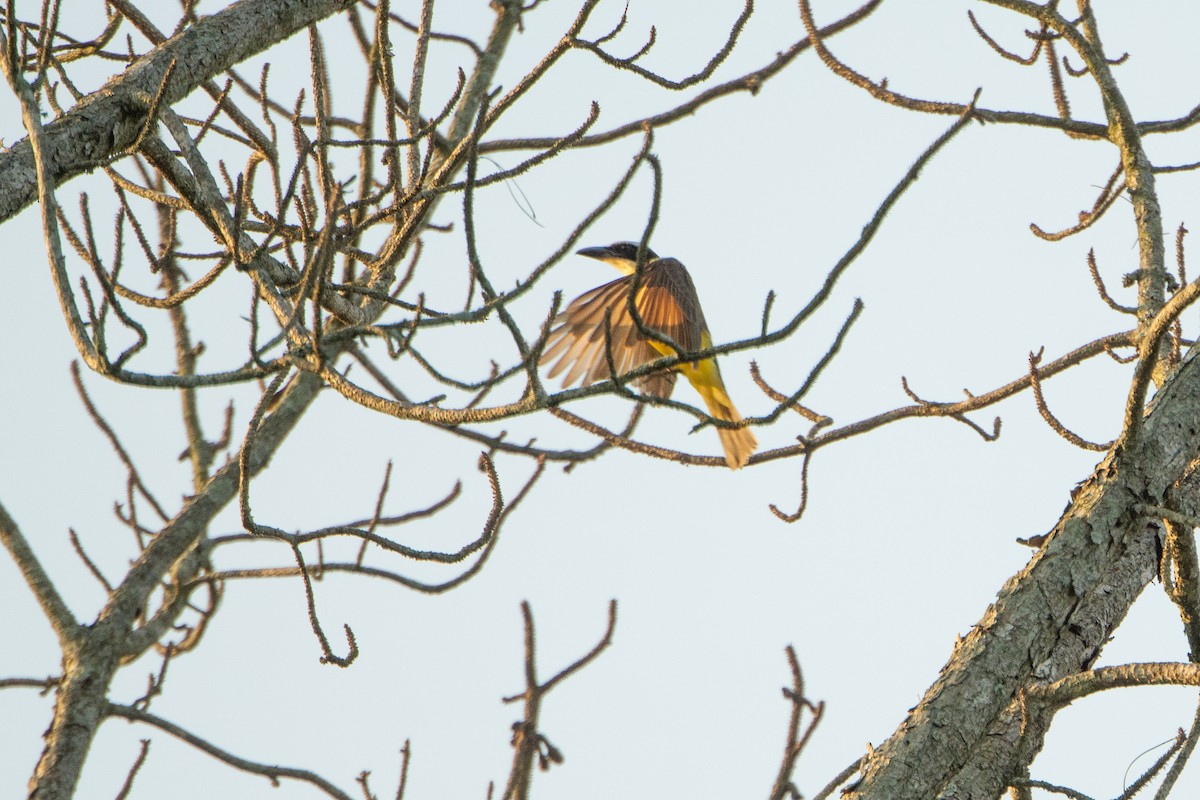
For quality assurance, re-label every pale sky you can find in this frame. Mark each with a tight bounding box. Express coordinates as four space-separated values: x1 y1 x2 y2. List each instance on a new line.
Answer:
4 1 1200 798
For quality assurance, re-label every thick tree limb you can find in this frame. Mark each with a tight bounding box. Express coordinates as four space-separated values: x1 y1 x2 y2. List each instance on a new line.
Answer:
0 0 355 225
28 372 323 800
846 346 1200 799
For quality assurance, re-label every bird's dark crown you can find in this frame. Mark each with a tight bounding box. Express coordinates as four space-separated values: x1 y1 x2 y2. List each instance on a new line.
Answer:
604 241 658 261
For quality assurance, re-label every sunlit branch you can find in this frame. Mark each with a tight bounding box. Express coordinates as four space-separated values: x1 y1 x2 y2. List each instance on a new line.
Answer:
1026 348 1113 452
0 501 80 647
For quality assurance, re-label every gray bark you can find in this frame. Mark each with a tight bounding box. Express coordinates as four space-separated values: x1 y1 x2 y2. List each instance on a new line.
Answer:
848 348 1200 798
0 0 354 226
25 374 322 799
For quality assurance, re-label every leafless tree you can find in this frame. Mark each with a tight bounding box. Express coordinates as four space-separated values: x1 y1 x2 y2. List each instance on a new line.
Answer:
3 1 1200 799
800 1 1200 798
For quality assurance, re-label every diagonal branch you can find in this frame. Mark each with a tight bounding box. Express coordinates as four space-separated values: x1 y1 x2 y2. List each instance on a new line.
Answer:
0 500 79 647
106 702 356 800
0 0 356 225
847 337 1200 800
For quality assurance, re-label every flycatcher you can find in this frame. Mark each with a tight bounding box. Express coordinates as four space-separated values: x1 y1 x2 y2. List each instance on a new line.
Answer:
541 242 757 469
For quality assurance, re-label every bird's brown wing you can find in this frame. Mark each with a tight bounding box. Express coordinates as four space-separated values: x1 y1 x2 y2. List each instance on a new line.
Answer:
541 259 707 398
541 276 654 388
633 258 707 354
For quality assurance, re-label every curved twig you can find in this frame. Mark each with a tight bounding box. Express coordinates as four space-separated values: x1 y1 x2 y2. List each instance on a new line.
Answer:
70 362 170 521
482 0 896 153
769 449 814 523
757 330 1132 464
1027 348 1114 451
1087 248 1136 314
573 0 752 90
750 361 831 427
966 10 1042 65
105 703 357 800
800 0 976 118
1030 162 1126 241
288 541 359 667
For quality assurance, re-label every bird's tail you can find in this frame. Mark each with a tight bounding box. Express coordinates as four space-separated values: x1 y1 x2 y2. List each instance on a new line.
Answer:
695 380 757 469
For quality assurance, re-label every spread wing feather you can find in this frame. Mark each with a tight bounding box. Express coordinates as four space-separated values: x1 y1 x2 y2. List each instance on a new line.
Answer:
541 259 705 398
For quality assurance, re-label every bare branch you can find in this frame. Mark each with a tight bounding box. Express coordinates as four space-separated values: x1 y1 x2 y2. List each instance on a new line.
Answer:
106 703 357 800
1122 274 1200 441
0 501 79 646
288 541 360 668
499 600 617 800
751 332 1130 465
966 10 1042 65
1154 699 1200 799
768 647 824 800
113 739 151 800
67 528 113 593
1027 348 1114 451
482 0 890 153
1009 779 1095 800
1087 248 1136 314
769 448 814 524
0 0 354 224
814 759 865 800
1030 162 1126 241
749 361 831 427
1028 662 1200 706
573 0 752 89
70 362 170 521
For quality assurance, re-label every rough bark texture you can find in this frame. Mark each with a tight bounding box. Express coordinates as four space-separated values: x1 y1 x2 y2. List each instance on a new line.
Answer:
27 375 322 800
0 0 354 225
848 347 1200 799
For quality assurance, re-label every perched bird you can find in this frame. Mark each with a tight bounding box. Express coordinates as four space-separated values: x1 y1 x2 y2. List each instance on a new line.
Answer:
541 242 757 469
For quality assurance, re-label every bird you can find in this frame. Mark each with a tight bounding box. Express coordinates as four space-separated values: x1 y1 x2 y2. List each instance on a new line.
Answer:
541 241 757 469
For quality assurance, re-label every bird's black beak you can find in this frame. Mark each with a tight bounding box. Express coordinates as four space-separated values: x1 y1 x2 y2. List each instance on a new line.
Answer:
576 246 612 261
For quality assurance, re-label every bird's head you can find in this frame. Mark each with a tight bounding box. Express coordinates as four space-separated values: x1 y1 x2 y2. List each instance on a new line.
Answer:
576 241 659 275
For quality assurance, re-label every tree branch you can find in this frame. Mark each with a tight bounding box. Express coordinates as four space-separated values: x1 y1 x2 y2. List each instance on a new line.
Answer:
106 702 356 800
847 344 1200 799
0 0 356 225
0 500 79 646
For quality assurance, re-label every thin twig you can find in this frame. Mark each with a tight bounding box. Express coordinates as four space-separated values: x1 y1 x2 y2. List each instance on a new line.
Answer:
769 646 824 800
499 600 617 800
1154 697 1200 799
1030 163 1126 240
106 703 356 800
1027 348 1114 451
813 758 864 800
113 739 152 800
1087 248 1136 314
